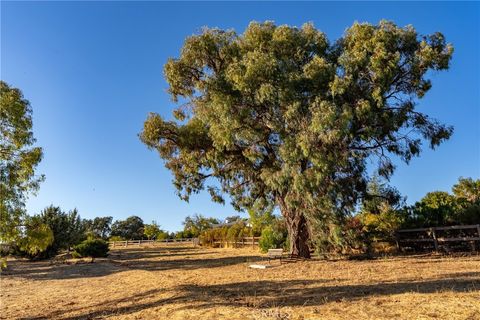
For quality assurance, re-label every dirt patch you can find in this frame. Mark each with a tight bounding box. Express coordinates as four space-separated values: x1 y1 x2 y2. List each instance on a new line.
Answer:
1 244 479 319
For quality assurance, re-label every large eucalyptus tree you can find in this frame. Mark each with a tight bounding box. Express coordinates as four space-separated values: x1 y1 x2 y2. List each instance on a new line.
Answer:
141 21 453 258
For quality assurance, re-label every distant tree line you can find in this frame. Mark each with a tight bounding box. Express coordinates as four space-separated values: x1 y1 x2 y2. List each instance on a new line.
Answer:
3 176 478 261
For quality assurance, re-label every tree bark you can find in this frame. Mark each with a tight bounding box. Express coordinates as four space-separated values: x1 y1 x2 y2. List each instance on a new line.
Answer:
281 207 311 259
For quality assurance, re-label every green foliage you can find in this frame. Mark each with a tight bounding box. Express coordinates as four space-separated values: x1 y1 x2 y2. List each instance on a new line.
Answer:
72 239 109 259
144 221 161 240
455 204 480 225
360 175 403 214
359 205 405 240
199 226 229 246
405 177 480 227
410 191 459 227
259 219 288 253
452 177 480 203
357 176 406 241
18 215 54 257
0 81 44 246
248 204 275 236
182 214 219 237
156 230 170 240
109 235 124 242
226 221 248 242
140 20 454 257
312 216 367 256
34 206 85 258
83 216 112 239
111 216 144 240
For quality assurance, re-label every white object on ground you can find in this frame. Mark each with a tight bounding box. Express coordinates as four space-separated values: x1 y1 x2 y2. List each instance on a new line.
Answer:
249 264 270 269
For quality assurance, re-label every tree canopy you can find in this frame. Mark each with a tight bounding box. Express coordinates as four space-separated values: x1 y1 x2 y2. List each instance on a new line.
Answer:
452 177 480 204
143 221 161 240
182 214 219 237
37 205 85 257
1 81 44 243
111 216 145 240
141 20 454 257
406 177 480 227
84 216 113 240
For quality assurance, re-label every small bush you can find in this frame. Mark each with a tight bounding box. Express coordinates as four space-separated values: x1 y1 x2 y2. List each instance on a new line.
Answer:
259 226 286 253
108 235 124 242
312 216 368 256
72 239 109 259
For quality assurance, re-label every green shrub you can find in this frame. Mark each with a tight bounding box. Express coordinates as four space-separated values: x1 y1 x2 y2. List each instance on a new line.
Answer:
259 225 286 253
455 204 480 224
156 231 170 240
108 235 124 242
72 239 109 259
312 216 368 256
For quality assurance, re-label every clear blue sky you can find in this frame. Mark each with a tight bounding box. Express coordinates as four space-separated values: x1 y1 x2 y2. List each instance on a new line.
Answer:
1 2 479 232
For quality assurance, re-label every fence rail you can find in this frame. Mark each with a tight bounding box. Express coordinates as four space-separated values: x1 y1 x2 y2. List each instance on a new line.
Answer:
109 238 197 248
396 224 480 252
211 236 261 248
109 236 261 248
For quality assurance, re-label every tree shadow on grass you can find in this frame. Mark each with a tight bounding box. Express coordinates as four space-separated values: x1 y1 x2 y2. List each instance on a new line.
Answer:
26 275 480 319
173 276 480 310
21 287 170 320
110 254 260 272
4 246 261 280
3 259 126 281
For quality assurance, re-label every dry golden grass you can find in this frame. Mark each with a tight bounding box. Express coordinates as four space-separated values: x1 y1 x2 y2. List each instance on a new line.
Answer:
1 244 479 319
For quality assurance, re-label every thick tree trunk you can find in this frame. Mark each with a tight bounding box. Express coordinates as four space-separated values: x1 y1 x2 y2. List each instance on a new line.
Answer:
282 208 311 259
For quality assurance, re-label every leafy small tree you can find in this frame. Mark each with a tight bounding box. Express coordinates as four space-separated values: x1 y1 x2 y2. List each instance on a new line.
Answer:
18 216 54 257
357 176 406 241
259 219 288 253
64 209 85 248
451 177 480 224
248 204 275 236
412 191 459 226
144 221 161 240
226 221 247 242
32 206 85 258
453 177 480 204
156 230 170 240
456 204 480 225
111 216 144 240
141 21 453 257
182 214 219 237
1 82 44 265
83 216 112 239
360 175 403 215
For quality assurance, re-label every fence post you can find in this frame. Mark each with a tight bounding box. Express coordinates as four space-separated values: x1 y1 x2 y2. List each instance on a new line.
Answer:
475 225 480 252
252 237 254 249
125 240 128 247
112 241 116 248
431 228 439 252
394 232 400 252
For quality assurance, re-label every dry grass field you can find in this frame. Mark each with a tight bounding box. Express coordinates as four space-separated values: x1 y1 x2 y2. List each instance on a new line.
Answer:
1 244 479 320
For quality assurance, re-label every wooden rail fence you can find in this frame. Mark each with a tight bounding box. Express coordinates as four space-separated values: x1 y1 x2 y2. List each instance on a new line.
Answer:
396 224 480 252
211 236 260 248
109 237 260 248
109 238 198 248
